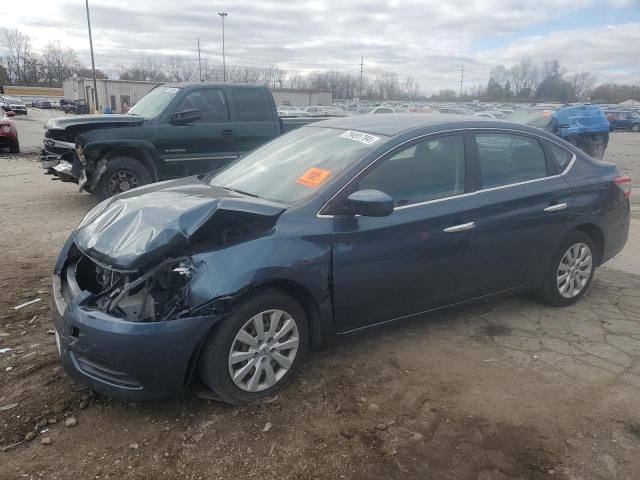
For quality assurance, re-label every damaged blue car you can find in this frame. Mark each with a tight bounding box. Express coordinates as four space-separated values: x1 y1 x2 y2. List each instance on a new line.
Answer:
52 114 630 404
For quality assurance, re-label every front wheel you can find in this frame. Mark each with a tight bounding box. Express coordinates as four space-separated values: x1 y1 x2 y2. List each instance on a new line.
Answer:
198 289 308 405
537 231 596 306
95 156 152 200
632 124 640 133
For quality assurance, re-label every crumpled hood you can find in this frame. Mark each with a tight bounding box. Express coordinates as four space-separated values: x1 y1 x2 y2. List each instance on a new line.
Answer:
45 114 144 131
74 177 286 270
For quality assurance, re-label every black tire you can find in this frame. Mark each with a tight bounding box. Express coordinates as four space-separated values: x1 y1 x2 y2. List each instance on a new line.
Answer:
9 140 20 154
198 288 309 405
632 124 640 133
586 139 606 160
537 231 597 307
95 156 152 200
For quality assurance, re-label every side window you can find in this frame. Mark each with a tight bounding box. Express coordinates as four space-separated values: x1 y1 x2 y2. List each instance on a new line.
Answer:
475 133 548 189
358 135 465 206
173 89 229 122
232 88 270 121
545 141 573 170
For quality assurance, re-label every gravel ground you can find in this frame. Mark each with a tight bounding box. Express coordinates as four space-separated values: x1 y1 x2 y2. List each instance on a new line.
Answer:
0 132 639 480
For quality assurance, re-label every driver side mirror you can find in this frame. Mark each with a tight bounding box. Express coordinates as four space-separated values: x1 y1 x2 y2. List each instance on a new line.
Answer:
6 110 16 117
347 190 395 217
170 109 201 125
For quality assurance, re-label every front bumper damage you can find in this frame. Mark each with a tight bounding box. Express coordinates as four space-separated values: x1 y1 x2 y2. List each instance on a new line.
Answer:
39 139 76 170
52 238 225 401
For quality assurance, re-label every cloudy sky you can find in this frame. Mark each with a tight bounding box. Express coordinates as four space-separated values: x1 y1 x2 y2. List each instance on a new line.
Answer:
6 0 640 93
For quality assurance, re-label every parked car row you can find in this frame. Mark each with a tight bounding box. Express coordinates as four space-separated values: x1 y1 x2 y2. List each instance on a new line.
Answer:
0 96 28 115
605 110 640 132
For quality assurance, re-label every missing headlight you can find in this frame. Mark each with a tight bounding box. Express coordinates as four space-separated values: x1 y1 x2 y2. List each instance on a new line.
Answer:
87 257 193 322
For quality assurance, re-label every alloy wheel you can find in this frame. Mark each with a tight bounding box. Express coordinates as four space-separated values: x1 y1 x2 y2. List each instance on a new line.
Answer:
228 309 300 392
108 170 140 195
556 242 593 299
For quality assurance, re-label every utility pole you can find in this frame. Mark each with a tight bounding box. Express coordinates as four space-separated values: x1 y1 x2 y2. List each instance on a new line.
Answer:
359 56 364 99
218 12 228 81
197 37 202 82
85 0 98 112
459 64 464 98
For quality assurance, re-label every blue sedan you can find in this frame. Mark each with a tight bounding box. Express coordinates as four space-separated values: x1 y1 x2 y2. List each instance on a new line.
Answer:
52 114 631 404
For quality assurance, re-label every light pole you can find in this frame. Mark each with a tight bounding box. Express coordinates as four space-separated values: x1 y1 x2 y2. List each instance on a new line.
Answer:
85 0 99 112
218 12 228 81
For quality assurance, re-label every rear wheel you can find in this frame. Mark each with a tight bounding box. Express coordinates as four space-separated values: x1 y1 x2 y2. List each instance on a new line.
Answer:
586 139 606 159
95 156 152 200
198 289 308 405
537 231 596 306
9 140 20 154
632 124 640 133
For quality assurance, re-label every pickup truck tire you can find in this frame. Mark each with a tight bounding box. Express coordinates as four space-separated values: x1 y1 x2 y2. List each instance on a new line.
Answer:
95 156 152 200
198 288 309 405
585 139 606 160
9 140 20 154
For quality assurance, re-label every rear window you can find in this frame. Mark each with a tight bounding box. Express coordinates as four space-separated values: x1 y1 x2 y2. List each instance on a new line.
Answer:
545 141 573 170
232 88 270 121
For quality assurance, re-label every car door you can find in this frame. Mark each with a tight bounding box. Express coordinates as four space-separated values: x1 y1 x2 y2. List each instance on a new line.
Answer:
155 87 239 178
460 131 575 296
330 133 479 333
227 87 281 158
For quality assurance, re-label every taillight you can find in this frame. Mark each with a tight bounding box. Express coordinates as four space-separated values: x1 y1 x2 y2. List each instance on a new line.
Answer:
614 175 631 200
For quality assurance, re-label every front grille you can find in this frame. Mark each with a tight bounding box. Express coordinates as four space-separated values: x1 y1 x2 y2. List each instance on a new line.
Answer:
45 129 69 141
72 352 142 389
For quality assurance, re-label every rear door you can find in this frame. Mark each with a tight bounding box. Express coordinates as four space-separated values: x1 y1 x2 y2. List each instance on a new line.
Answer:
461 131 575 295
155 87 239 178
227 87 281 158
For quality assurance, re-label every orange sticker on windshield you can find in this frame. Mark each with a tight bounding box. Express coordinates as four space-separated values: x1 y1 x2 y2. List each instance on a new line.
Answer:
543 110 552 117
296 167 331 188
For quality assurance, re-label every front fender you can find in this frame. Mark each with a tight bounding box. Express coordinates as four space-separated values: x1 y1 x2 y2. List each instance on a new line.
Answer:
81 139 160 188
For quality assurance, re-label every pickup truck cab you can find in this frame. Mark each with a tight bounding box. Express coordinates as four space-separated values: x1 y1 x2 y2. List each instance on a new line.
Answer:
41 83 317 199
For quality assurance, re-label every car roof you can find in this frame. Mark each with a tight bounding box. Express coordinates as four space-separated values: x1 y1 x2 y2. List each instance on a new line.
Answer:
310 113 537 137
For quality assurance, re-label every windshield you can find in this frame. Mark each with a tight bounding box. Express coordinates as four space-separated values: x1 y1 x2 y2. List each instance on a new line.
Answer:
128 86 180 118
8 97 24 105
506 109 554 128
209 126 386 204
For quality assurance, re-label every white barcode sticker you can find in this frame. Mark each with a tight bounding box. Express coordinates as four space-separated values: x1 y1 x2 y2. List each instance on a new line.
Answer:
339 130 380 145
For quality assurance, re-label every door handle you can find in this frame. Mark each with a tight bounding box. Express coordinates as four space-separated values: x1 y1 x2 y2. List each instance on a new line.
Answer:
544 203 567 212
443 222 475 233
222 129 234 136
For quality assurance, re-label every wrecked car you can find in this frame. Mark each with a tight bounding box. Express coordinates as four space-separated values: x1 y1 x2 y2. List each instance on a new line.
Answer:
53 114 630 404
40 83 319 198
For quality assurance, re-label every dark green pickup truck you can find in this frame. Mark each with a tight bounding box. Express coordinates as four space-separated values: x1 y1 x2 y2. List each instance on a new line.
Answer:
40 83 317 199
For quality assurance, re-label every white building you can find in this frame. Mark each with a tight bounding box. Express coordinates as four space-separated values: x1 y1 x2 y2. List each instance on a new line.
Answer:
270 88 333 107
63 78 163 113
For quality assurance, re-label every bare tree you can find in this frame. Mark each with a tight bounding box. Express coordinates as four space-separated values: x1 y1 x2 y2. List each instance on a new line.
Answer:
489 65 509 87
166 56 196 82
403 76 420 99
1 28 32 84
375 71 400 100
568 72 595 101
41 41 80 86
